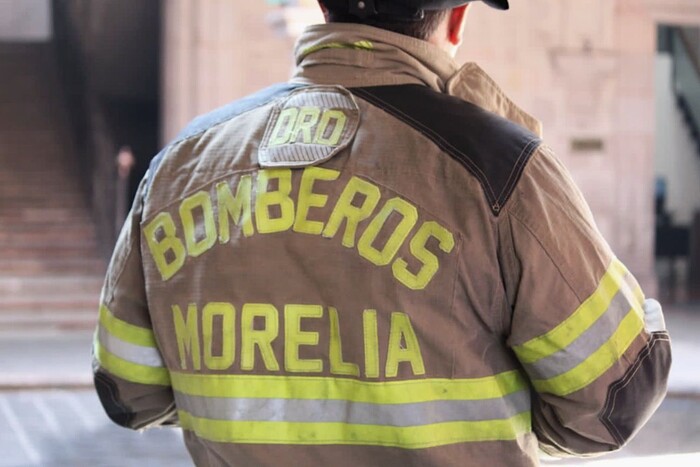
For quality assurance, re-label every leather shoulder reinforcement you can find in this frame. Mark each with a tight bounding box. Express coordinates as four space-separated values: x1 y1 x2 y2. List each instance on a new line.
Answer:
350 85 542 215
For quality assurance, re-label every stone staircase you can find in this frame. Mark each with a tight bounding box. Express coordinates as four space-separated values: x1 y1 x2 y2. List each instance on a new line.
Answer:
0 43 105 331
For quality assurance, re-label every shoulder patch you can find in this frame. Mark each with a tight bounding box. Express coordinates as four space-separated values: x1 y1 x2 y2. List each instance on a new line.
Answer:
350 85 542 215
259 86 360 168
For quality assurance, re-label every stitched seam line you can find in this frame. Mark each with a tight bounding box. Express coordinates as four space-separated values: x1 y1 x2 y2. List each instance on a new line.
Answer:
599 333 670 445
506 210 582 303
351 88 498 204
146 84 302 199
141 167 259 226
496 138 541 206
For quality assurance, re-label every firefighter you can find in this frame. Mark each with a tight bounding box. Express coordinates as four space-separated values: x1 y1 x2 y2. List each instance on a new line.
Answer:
93 1 671 465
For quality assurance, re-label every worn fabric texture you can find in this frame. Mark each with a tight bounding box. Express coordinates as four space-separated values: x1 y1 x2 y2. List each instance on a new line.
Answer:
92 22 671 467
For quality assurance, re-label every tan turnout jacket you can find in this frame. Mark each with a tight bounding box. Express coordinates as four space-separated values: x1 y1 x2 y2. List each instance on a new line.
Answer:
93 23 671 466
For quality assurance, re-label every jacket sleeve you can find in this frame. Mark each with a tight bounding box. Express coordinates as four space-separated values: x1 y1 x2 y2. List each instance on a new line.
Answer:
498 145 672 457
92 174 177 430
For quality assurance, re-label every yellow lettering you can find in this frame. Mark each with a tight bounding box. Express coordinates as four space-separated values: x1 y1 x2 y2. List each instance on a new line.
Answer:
363 310 380 378
328 307 360 377
202 302 235 370
294 167 341 235
172 304 201 371
255 169 295 234
284 304 323 373
385 312 425 378
358 197 418 266
292 107 321 144
315 109 347 146
269 108 298 146
217 175 254 241
392 221 456 290
143 212 187 281
179 191 217 258
241 304 280 371
323 177 381 247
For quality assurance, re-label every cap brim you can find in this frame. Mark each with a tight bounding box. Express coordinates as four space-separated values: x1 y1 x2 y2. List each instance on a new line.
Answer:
482 0 509 10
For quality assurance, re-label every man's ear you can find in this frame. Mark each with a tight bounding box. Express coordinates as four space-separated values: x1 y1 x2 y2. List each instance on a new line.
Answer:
317 1 330 21
447 4 469 46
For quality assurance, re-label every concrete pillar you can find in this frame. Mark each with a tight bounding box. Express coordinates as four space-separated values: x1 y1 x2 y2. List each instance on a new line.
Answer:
161 0 295 142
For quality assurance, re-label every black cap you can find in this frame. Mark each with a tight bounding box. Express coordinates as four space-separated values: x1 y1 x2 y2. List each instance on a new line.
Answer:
324 1 509 21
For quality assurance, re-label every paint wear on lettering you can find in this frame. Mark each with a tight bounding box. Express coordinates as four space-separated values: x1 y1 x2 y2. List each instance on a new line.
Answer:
143 167 455 289
172 302 426 379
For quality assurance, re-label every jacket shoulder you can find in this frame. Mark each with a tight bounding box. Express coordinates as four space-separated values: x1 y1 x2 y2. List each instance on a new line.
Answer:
350 84 542 215
145 82 303 194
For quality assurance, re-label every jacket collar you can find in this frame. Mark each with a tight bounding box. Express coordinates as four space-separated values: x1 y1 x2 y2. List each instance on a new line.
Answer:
292 23 542 136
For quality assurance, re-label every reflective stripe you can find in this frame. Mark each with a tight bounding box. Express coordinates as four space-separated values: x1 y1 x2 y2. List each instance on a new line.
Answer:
177 411 531 448
523 273 641 380
173 388 530 426
513 259 630 364
531 309 644 396
513 258 646 396
97 326 164 368
94 340 170 386
170 371 527 404
99 305 157 348
171 372 531 448
179 410 531 448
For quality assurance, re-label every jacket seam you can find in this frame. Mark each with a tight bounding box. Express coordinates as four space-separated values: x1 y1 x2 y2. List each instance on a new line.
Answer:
104 230 137 307
505 207 582 303
496 212 518 334
141 167 259 226
352 87 539 215
599 332 671 445
145 85 301 202
351 88 498 202
357 172 461 234
448 239 464 379
497 138 542 207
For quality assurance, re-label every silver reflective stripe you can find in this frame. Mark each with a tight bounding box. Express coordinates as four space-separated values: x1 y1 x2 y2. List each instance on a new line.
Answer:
173 389 530 427
524 273 638 380
98 326 164 367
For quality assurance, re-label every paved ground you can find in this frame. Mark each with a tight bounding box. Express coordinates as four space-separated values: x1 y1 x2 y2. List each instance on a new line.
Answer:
0 389 697 467
0 390 190 467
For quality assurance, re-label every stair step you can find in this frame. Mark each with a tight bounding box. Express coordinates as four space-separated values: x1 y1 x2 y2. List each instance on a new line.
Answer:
0 229 96 244
0 311 97 331
0 245 101 260
0 43 107 329
0 276 104 296
0 221 95 232
0 258 106 275
0 239 98 251
0 209 92 223
0 293 100 311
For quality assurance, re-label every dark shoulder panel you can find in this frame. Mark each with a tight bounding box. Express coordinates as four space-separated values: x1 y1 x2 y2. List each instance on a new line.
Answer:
145 82 303 195
350 85 542 215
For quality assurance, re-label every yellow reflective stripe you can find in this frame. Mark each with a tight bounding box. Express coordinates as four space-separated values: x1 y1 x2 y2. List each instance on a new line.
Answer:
513 258 628 364
178 410 531 448
99 304 157 348
532 308 644 396
170 371 527 404
301 40 374 58
95 340 171 386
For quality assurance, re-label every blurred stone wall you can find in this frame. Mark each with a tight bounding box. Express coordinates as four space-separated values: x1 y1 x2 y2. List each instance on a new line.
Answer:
161 0 295 142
